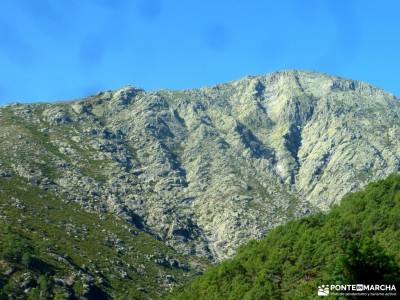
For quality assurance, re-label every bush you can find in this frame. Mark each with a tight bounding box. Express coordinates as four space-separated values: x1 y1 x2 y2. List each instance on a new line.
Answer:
0 232 27 263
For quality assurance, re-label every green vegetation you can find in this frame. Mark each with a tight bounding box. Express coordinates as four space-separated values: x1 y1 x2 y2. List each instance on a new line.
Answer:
0 176 203 299
168 174 400 299
0 106 113 183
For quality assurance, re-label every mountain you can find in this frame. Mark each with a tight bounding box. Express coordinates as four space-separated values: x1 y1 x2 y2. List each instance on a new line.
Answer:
0 70 399 263
0 175 206 299
167 174 400 299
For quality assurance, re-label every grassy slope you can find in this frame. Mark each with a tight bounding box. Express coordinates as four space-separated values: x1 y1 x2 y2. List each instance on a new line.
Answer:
0 176 203 300
168 174 400 299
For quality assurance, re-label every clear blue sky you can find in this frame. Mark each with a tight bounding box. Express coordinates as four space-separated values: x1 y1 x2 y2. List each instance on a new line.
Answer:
0 0 399 104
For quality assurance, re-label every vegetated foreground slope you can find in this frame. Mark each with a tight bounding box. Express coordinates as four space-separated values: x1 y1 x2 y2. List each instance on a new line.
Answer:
167 174 400 300
0 175 206 299
0 70 399 261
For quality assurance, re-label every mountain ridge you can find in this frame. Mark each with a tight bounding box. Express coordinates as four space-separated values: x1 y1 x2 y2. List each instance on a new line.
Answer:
2 70 397 107
0 70 399 262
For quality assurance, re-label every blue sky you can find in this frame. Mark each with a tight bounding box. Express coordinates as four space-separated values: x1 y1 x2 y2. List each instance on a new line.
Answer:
0 0 399 104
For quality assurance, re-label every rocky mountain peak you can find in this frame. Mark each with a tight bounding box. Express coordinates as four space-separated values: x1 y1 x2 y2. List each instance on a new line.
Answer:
0 70 399 261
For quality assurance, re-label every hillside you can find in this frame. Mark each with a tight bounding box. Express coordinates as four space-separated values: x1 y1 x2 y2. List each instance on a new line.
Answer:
0 175 206 299
0 70 399 262
167 174 400 299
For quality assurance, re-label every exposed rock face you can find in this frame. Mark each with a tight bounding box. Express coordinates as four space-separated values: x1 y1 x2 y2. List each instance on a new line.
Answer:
1 70 399 261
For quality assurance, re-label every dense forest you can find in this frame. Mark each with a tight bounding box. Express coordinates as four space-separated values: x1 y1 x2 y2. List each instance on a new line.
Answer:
168 174 400 299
